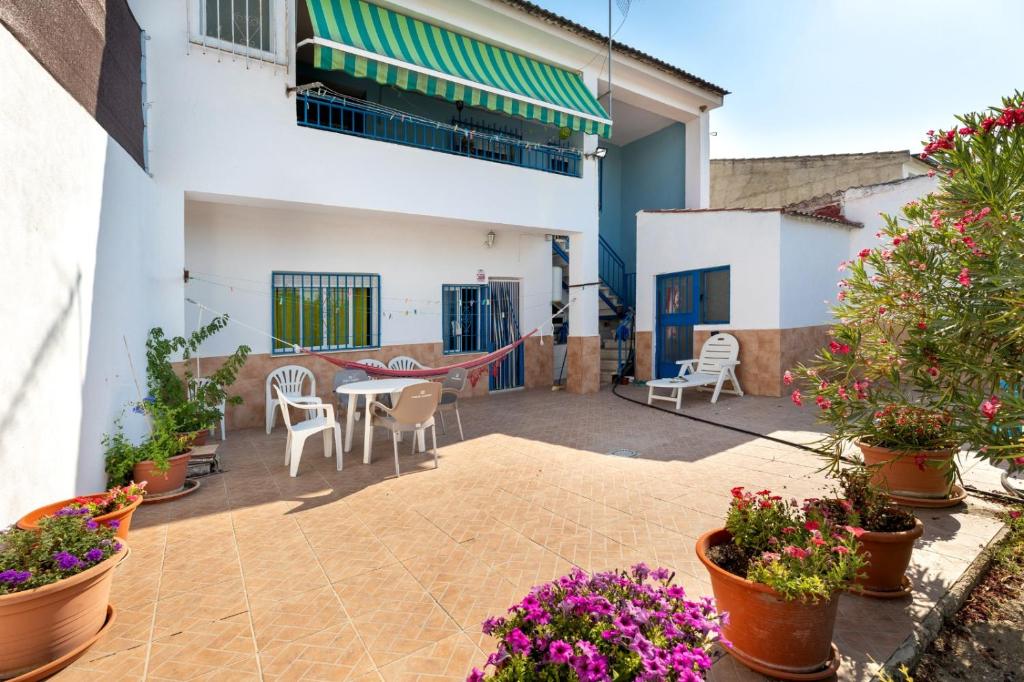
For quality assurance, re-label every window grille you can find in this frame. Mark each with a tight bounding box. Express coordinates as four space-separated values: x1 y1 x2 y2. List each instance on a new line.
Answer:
272 272 380 354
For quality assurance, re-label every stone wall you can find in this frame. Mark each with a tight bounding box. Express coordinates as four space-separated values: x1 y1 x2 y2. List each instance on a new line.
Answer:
711 152 931 209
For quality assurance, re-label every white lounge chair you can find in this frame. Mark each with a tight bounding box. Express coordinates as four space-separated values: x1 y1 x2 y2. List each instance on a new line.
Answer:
647 332 744 409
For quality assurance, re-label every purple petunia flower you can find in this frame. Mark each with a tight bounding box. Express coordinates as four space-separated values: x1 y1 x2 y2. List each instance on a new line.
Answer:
86 519 99 531
53 551 81 570
506 628 531 655
466 669 485 682
55 506 91 517
108 520 120 530
84 548 105 563
548 639 573 663
0 569 31 585
112 541 123 553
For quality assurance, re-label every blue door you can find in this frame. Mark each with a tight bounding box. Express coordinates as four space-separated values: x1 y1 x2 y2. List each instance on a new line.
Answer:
656 271 698 378
489 279 525 391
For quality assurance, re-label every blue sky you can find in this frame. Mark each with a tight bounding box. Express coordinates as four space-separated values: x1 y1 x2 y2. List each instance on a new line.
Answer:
538 0 1024 158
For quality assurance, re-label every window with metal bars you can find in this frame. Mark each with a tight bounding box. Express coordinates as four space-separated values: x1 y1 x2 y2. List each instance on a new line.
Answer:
271 272 379 354
198 0 273 55
442 285 488 354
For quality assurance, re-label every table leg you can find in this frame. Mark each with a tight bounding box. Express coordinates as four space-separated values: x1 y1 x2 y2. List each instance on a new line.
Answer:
363 392 376 464
344 397 356 453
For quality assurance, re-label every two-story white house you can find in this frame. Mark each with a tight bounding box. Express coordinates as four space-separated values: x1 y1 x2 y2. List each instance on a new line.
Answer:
1 0 725 522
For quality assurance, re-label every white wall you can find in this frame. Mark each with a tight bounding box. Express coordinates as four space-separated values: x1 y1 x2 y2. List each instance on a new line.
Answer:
0 24 180 524
184 200 554 356
778 215 853 328
842 175 938 256
635 210 783 335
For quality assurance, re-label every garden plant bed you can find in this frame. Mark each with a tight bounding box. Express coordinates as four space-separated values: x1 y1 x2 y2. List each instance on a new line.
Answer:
911 510 1024 681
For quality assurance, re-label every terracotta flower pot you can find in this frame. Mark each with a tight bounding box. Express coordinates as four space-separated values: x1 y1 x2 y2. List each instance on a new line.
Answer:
190 430 209 447
855 518 924 596
696 529 840 681
16 495 143 540
0 544 128 678
858 441 955 500
132 452 191 495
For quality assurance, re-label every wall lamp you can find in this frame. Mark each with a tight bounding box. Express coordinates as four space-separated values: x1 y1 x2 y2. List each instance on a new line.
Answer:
485 230 496 248
585 147 608 160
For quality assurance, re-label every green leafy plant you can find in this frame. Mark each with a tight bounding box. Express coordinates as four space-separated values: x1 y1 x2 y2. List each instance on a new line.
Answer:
715 488 865 601
103 401 190 485
0 515 123 595
789 92 1024 472
146 315 250 435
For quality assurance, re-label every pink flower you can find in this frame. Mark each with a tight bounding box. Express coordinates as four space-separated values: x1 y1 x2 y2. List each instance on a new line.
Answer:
783 545 811 560
980 395 1001 421
1010 511 1022 520
804 520 820 532
815 395 832 411
828 340 850 354
958 268 972 287
844 525 865 538
467 669 486 682
878 306 887 315
791 390 803 407
832 545 850 555
858 248 871 260
783 370 794 385
927 366 939 378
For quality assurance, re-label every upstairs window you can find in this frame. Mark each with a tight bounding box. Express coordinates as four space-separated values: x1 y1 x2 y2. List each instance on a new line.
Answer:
272 272 379 354
442 285 488 354
194 0 276 59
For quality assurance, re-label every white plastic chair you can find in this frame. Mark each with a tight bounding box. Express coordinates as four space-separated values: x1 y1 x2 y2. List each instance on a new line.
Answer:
436 367 467 441
368 383 441 477
266 365 320 434
356 358 387 374
191 377 226 440
387 355 427 371
647 333 744 409
275 387 342 477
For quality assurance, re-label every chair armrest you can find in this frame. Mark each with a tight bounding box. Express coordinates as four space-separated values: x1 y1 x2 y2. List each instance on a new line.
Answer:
675 359 697 375
291 395 323 404
368 400 393 419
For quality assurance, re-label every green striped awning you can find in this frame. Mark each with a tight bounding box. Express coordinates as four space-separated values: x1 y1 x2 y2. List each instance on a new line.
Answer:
302 0 612 138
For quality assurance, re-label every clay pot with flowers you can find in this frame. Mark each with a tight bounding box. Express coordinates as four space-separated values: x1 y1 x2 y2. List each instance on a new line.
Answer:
470 563 726 681
808 468 922 597
0 514 127 678
17 483 147 540
788 92 1024 503
696 487 865 681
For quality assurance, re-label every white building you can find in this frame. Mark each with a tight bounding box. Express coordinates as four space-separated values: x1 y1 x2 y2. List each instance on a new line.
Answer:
633 174 937 396
1 0 724 523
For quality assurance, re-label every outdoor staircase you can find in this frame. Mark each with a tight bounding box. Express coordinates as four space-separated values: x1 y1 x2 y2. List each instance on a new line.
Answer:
552 236 635 385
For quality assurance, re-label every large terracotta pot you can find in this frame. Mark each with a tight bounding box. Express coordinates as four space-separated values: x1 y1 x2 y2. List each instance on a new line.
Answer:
858 442 955 500
855 518 924 596
0 544 128 678
696 529 840 681
133 452 191 495
17 495 143 540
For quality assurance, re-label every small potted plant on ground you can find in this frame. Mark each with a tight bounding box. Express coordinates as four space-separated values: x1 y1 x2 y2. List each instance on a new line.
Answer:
470 563 725 681
696 487 865 681
788 92 1024 505
0 514 127 678
17 482 147 540
103 400 193 495
808 468 923 597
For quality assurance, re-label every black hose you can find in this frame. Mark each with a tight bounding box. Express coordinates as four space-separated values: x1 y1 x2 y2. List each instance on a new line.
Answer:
610 382 1024 507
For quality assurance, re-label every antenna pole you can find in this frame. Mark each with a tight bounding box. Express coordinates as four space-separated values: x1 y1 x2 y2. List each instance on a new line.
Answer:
607 0 613 133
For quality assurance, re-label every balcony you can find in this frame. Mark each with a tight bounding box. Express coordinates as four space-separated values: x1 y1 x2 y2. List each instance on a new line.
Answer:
296 87 582 178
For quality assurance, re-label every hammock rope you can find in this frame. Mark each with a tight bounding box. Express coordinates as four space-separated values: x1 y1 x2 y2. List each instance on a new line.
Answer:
184 296 576 379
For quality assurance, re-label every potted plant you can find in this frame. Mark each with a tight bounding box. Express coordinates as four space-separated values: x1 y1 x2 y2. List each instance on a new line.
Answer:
145 316 250 444
696 487 865 681
103 401 193 495
17 483 147 540
789 92 1024 504
808 468 922 597
470 563 725 681
0 514 127 678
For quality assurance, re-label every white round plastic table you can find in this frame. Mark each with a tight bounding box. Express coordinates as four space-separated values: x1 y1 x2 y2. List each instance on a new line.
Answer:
335 378 427 464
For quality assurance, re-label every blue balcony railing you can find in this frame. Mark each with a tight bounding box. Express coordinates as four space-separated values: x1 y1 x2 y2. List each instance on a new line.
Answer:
296 89 582 178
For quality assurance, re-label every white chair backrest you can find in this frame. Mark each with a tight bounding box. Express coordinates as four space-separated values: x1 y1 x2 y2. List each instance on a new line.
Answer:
273 386 297 430
267 365 315 397
696 333 740 374
387 355 425 371
390 383 442 424
356 358 387 370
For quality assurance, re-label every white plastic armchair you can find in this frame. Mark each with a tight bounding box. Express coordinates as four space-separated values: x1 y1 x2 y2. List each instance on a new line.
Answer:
266 365 320 434
387 355 427 371
274 387 341 477
355 358 387 374
647 333 744 409
368 383 441 477
190 377 226 440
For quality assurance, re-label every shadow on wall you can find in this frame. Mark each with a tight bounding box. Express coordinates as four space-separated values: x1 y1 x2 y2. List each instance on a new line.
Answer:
75 137 158 495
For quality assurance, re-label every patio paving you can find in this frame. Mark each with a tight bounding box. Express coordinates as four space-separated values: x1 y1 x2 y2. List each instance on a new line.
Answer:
55 386 1007 681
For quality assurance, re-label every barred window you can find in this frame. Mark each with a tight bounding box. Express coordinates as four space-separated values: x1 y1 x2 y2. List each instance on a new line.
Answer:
442 284 488 354
272 272 379 354
199 0 274 55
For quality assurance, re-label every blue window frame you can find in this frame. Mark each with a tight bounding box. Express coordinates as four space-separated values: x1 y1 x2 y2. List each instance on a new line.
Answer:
271 272 380 354
442 284 489 354
699 266 730 324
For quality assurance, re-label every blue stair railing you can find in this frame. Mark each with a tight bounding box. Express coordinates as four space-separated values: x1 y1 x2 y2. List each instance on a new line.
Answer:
598 235 633 309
